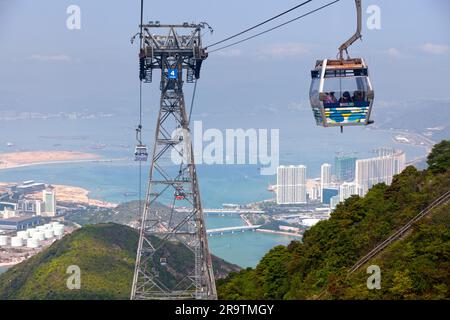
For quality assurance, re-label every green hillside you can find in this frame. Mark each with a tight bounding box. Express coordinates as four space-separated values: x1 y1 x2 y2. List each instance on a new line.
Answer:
65 201 170 226
218 140 450 300
0 223 240 300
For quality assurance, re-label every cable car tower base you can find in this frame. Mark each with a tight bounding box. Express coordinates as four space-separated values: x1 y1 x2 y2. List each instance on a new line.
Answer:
131 23 217 300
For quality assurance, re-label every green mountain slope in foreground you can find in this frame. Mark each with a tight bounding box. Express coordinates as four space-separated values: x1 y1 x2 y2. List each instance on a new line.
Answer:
0 223 240 300
218 140 450 299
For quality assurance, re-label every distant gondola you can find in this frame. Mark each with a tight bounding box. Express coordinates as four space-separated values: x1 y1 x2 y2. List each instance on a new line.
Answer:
134 144 148 161
134 124 148 161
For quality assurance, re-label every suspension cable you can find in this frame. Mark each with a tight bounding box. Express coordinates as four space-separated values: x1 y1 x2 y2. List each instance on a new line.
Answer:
188 79 198 125
138 0 144 224
139 0 144 46
138 0 144 132
138 80 143 214
206 0 313 49
209 0 341 54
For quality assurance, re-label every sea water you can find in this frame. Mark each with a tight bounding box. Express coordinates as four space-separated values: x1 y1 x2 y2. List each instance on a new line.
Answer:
0 112 429 267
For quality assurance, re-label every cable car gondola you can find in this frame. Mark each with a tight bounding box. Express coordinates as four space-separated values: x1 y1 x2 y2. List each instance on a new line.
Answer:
134 124 148 161
309 0 374 132
134 144 148 161
174 185 186 200
175 190 185 200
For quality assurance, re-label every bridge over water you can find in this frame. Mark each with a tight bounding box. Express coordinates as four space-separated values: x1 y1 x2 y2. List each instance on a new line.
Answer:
206 225 261 236
203 208 264 215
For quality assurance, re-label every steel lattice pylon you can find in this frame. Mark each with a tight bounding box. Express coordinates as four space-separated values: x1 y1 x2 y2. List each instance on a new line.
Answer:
131 23 217 300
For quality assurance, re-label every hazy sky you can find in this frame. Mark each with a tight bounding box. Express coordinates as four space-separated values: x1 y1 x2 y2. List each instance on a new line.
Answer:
0 0 449 115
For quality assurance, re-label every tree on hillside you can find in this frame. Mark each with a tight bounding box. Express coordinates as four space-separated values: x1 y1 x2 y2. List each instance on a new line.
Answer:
427 140 450 174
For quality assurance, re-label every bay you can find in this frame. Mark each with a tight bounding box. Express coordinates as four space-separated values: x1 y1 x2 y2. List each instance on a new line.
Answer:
0 112 429 267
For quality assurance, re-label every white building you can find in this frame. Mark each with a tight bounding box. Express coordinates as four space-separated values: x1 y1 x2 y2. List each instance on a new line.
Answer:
1 208 17 219
339 182 358 202
18 199 43 215
306 178 321 201
35 201 42 216
276 165 307 204
330 195 340 210
355 150 406 196
320 163 332 200
42 189 57 217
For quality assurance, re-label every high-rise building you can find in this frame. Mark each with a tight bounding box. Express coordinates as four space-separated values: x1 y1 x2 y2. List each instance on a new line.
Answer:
306 178 321 201
35 200 42 216
320 163 332 200
355 150 406 196
335 155 357 182
276 165 307 204
43 189 56 217
17 199 43 215
339 182 358 202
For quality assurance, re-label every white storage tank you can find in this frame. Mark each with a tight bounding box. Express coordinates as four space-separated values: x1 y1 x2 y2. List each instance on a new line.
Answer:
17 231 28 240
54 228 64 237
28 228 37 237
44 230 54 239
27 238 40 248
36 226 46 232
33 232 45 241
54 225 65 233
11 237 23 247
0 235 9 246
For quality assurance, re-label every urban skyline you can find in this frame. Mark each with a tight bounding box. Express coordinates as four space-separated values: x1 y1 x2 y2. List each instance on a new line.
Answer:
276 148 408 208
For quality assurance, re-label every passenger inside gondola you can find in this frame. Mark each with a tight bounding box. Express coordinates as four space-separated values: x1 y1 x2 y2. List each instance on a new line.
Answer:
323 92 333 104
323 92 338 105
329 91 337 103
353 90 365 102
339 91 352 103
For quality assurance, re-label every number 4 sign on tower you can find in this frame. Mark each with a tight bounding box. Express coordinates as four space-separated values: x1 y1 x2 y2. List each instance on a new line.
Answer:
168 68 178 79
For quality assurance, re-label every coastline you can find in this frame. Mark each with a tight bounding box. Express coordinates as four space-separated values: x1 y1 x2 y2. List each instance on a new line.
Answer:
0 151 128 172
53 184 118 208
0 151 126 208
256 228 302 238
0 151 101 170
0 157 128 171
0 266 11 275
0 181 118 209
240 214 253 226
0 261 20 268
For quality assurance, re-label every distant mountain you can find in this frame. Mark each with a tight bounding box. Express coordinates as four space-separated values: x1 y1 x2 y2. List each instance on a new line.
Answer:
0 223 240 300
218 140 450 300
372 100 450 140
